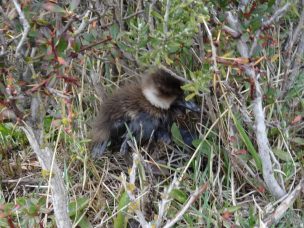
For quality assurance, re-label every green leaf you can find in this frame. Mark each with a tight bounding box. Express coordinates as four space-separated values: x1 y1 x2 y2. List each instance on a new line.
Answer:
16 198 27 207
110 24 120 39
232 113 262 171
114 191 130 228
68 197 89 217
181 83 195 92
268 0 275 7
27 202 38 216
170 189 188 204
250 17 262 31
35 19 50 26
167 42 180 53
69 0 80 11
56 38 68 54
185 93 196 101
273 149 291 161
171 123 184 147
220 205 241 213
192 139 211 156
74 215 92 228
290 137 304 146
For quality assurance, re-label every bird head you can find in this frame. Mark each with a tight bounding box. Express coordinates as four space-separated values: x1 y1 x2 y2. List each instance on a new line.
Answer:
142 69 183 110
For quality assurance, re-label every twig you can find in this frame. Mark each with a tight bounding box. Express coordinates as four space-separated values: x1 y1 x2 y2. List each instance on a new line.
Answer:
251 77 286 198
285 1 304 53
163 0 171 35
262 178 304 227
226 11 287 199
222 25 241 38
21 124 72 228
155 174 180 227
123 10 145 20
121 152 151 227
250 3 290 56
262 3 291 27
74 10 91 36
148 0 157 32
163 183 208 228
58 15 78 37
11 0 30 57
202 17 219 74
280 12 304 97
78 36 112 52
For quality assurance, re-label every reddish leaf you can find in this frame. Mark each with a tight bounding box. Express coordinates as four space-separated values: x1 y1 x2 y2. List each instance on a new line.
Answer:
291 115 302 125
235 149 247 155
43 3 66 13
57 56 67 65
222 211 232 220
228 136 236 142
257 185 265 193
57 75 80 86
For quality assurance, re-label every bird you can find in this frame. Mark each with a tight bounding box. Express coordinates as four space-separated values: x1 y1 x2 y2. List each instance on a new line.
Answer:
90 69 200 157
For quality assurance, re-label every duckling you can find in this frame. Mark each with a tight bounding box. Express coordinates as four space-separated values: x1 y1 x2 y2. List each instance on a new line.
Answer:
91 69 199 157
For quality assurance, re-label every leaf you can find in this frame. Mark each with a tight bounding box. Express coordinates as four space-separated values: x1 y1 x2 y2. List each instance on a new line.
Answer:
35 19 50 26
232 113 262 171
192 139 211 156
273 149 291 161
165 55 173 65
43 3 66 13
167 42 180 53
290 137 304 146
221 205 241 213
69 0 80 11
68 197 89 217
170 189 188 204
110 24 120 39
56 38 68 54
57 56 67 65
171 123 184 147
185 93 196 101
250 17 262 31
291 115 302 125
75 215 92 228
268 0 275 7
181 83 195 92
114 192 130 228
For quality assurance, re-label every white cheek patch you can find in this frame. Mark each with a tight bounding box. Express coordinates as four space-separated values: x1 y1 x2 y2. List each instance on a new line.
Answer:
143 87 174 110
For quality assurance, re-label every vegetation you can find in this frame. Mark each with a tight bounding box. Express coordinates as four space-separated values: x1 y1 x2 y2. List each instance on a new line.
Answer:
0 0 303 227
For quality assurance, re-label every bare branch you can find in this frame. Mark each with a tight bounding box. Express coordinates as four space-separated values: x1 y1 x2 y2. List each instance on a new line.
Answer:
74 10 91 36
148 0 157 32
251 75 286 198
11 0 30 57
223 25 241 38
262 178 304 227
202 17 219 74
280 2 304 98
163 183 208 228
226 11 287 199
262 3 291 27
250 3 291 56
121 153 151 227
155 174 180 227
163 0 171 35
21 125 72 228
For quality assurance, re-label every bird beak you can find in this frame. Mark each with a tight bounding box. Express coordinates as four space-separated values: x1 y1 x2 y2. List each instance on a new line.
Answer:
174 99 201 113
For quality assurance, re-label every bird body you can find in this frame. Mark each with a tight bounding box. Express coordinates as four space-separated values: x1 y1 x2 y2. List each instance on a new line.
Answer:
91 69 199 157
